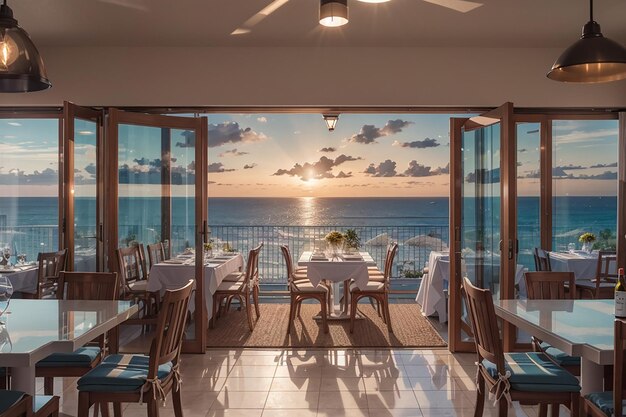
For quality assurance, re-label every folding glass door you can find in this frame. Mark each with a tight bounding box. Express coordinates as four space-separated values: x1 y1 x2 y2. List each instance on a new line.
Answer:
449 103 517 352
107 109 208 352
63 102 104 272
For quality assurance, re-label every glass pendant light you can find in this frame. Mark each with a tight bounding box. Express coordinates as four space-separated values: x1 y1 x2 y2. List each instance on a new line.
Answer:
547 0 626 83
0 0 51 92
320 0 349 27
323 114 339 131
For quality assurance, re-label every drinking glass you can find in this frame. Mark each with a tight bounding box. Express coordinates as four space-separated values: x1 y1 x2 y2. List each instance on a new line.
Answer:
17 254 26 265
2 247 10 268
0 276 13 324
567 243 576 253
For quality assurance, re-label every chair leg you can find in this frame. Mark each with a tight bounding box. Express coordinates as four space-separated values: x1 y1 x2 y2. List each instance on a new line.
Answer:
113 403 122 417
253 285 261 319
320 295 329 334
43 376 54 395
245 291 254 332
550 404 560 417
497 397 508 417
287 295 295 335
210 294 218 328
538 404 548 417
172 385 184 417
350 294 358 333
77 392 91 417
147 398 160 417
570 392 579 417
100 402 110 417
383 297 393 333
474 372 485 417
296 301 302 318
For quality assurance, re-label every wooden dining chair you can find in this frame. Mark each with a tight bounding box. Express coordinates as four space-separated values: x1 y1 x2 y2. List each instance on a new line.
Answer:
462 277 580 417
577 251 617 299
146 242 165 270
76 280 193 417
582 318 626 417
350 242 398 334
281 245 329 334
27 249 67 299
534 248 552 272
0 392 59 417
36 272 119 395
116 245 158 326
211 244 263 331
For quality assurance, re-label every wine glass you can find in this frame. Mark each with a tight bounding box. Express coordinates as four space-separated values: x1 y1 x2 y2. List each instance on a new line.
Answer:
16 254 26 266
0 276 13 325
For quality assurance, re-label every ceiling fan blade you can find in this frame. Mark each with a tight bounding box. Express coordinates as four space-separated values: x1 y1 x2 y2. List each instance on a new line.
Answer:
422 0 483 13
96 0 147 11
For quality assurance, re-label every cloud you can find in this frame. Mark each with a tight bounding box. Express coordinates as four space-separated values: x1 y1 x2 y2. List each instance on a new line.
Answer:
243 163 257 169
466 168 501 184
175 122 268 148
432 163 450 175
393 138 440 149
520 169 617 180
256 117 268 123
555 164 586 171
554 128 618 144
208 162 235 173
518 148 527 153
219 148 249 157
273 154 360 181
590 162 618 168
0 168 58 185
84 163 96 175
348 119 413 144
403 161 433 177
364 160 397 177
319 147 336 153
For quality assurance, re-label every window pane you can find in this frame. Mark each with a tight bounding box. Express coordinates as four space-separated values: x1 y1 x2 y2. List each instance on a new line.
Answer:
552 120 618 252
0 118 59 263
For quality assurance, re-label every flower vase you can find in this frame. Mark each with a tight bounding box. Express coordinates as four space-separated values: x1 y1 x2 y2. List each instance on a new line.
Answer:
581 242 592 253
327 242 342 258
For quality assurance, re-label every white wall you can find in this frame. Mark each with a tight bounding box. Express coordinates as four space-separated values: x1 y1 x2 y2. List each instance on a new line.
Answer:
2 46 626 108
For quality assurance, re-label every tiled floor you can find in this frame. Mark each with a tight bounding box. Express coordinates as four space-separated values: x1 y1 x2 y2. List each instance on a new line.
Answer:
45 348 567 417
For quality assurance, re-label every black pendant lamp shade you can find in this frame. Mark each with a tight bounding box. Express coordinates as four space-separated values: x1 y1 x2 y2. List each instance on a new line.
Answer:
547 0 626 83
0 0 51 92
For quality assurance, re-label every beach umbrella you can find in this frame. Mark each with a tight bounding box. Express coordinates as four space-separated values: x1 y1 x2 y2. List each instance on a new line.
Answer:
404 235 448 251
365 233 389 246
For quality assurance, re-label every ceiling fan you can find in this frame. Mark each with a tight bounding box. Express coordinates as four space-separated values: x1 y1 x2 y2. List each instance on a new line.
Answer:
233 0 482 34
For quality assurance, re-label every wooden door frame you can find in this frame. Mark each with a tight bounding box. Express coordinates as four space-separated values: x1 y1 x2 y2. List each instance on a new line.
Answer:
62 102 104 271
106 109 208 353
449 103 516 353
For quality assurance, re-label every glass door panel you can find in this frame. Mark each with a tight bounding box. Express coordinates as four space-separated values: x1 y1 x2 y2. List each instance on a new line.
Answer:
107 110 207 353
63 102 103 272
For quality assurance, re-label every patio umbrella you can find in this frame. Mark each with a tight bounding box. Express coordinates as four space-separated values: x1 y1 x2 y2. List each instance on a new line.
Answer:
364 233 389 246
404 235 448 251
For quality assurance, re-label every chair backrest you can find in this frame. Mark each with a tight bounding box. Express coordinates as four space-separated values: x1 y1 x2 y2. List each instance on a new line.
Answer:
162 239 171 260
246 243 263 285
524 271 575 300
462 277 505 373
57 271 119 301
147 242 165 269
280 245 296 287
382 242 399 287
36 249 67 299
596 250 617 282
533 248 552 272
148 280 193 375
116 245 147 297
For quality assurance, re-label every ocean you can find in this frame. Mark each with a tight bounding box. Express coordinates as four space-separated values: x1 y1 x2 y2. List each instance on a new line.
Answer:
0 196 617 281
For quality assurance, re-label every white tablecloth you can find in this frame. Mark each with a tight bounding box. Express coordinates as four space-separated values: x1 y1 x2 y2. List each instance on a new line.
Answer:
416 251 526 323
297 251 374 290
0 265 39 294
549 251 613 280
148 254 244 319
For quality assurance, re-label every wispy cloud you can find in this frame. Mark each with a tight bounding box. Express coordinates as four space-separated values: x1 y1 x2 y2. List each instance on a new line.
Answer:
219 148 249 157
348 119 413 145
273 154 360 181
392 138 440 149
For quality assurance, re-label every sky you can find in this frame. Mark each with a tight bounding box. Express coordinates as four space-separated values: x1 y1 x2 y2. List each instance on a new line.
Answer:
0 114 619 198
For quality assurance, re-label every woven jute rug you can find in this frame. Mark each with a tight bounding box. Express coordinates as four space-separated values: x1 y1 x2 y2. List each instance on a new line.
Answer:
207 303 447 348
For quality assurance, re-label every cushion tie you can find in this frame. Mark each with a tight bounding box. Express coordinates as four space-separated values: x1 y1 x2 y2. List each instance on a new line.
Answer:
489 368 512 406
138 363 180 405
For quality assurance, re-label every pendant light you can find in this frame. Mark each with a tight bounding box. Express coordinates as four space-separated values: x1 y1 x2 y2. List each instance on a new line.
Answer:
547 0 626 83
0 0 51 92
323 114 339 131
320 0 348 27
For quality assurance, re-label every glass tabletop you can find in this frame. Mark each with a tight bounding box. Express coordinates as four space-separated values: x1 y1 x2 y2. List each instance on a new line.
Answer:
0 299 134 355
497 299 614 352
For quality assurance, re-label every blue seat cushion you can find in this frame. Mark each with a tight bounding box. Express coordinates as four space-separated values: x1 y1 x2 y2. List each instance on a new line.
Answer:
585 392 626 416
37 347 101 368
0 390 26 414
540 342 581 367
482 352 580 392
77 354 172 393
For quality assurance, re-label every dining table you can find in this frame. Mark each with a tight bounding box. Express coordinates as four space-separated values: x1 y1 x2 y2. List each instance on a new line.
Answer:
548 250 614 280
148 252 244 320
297 251 377 319
0 264 39 294
417 251 526 323
0 299 138 395
494 299 614 395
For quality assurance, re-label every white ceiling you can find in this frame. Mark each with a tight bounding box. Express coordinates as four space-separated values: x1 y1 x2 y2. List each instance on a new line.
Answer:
10 0 626 48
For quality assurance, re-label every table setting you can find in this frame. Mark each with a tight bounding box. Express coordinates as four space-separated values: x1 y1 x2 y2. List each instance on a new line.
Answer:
0 246 39 295
549 249 614 280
